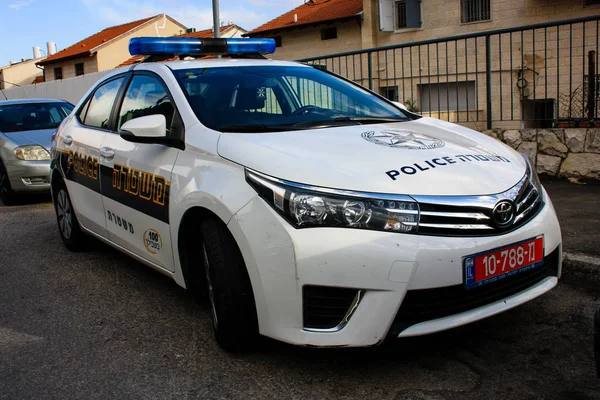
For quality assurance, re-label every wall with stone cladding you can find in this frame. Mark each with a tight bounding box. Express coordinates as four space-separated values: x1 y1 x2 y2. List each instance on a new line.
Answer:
481 128 600 179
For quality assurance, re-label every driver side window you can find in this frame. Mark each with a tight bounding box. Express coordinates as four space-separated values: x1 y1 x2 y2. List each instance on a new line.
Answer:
118 75 174 132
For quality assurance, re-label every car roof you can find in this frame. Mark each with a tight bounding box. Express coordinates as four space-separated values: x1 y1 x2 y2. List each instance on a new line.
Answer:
0 98 69 106
135 58 309 71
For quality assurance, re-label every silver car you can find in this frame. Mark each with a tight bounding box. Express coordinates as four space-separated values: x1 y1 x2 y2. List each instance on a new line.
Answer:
0 98 74 204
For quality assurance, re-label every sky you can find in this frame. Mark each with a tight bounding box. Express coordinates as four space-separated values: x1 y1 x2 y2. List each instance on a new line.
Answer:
0 0 304 66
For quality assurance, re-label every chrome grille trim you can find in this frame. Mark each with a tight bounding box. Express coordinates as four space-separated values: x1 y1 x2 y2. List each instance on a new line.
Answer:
419 211 490 220
418 223 495 230
412 163 543 236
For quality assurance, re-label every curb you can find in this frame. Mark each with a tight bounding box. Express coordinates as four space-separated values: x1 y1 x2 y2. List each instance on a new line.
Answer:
562 252 600 289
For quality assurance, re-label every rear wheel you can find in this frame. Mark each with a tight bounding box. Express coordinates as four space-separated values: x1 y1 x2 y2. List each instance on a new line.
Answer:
53 180 87 251
199 219 258 352
0 160 15 205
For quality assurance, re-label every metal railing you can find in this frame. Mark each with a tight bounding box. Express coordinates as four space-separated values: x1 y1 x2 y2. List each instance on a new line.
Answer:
297 15 600 130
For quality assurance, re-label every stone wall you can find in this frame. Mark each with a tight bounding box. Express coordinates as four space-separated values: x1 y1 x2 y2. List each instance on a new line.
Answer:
481 129 600 180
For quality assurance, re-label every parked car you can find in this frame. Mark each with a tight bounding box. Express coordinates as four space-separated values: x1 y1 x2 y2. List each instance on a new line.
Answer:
0 98 74 204
50 38 562 351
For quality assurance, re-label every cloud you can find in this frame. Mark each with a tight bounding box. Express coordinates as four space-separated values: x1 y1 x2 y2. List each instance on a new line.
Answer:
9 0 33 9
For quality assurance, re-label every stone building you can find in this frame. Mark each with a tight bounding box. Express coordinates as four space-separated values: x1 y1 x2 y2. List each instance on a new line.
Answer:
246 0 600 130
37 14 187 82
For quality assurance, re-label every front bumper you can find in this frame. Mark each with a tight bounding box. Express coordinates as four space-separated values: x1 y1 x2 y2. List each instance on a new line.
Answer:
4 159 51 192
228 188 562 347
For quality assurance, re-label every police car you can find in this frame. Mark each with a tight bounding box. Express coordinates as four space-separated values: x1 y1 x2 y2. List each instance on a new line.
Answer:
50 37 562 351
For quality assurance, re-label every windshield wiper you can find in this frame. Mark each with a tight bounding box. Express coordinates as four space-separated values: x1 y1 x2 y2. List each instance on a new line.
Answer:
291 117 408 128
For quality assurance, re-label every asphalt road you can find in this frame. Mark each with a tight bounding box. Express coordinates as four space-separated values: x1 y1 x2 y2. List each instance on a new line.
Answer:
1 199 599 400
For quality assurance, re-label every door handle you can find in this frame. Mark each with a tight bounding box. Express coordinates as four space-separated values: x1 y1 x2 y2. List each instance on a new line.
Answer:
63 135 73 146
100 147 115 161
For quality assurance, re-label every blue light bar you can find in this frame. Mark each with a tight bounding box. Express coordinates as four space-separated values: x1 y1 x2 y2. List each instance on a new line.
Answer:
129 37 276 56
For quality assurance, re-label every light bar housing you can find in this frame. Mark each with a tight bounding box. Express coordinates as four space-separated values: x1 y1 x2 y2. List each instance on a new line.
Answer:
129 37 276 57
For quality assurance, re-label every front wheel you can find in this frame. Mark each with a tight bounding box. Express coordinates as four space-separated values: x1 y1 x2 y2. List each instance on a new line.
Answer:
53 180 87 251
200 219 258 352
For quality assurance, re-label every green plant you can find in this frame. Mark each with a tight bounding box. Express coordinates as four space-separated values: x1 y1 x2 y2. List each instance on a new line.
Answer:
404 98 420 113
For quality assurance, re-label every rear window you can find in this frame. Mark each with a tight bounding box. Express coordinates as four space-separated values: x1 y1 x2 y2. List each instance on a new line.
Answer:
0 102 73 133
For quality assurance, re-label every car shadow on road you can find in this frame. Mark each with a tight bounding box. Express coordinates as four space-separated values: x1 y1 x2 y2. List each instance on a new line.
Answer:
0 193 51 207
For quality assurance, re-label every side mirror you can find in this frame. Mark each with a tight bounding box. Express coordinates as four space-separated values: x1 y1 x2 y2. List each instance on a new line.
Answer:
118 114 185 150
392 101 408 111
120 114 167 138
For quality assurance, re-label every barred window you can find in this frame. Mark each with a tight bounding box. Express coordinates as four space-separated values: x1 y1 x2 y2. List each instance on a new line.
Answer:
460 0 491 23
395 0 421 30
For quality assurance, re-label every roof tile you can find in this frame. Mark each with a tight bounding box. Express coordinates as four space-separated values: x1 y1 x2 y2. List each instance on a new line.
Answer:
38 15 158 65
246 0 363 36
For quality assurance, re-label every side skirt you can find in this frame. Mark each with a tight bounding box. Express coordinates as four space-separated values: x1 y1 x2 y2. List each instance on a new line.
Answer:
80 224 175 280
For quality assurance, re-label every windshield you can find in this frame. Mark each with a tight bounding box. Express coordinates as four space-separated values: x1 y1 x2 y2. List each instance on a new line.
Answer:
0 102 74 133
174 65 410 132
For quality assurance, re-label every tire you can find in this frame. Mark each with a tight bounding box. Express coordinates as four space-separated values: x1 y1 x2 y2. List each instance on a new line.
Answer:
200 218 258 352
53 179 87 251
0 160 16 205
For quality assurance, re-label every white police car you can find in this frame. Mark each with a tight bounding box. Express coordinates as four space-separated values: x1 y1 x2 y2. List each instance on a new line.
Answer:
51 37 562 351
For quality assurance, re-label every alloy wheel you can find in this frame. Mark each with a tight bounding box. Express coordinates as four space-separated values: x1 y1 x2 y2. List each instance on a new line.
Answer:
203 243 219 329
56 189 73 239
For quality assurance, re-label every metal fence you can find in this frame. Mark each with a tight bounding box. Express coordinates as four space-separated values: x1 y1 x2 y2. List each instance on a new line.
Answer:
297 15 600 130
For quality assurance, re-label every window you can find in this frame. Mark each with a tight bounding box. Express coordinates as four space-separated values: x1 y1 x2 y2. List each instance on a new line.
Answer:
461 0 491 23
418 81 476 112
54 67 63 80
396 1 407 29
380 86 399 102
75 63 84 76
174 66 408 132
83 78 124 129
0 102 72 133
274 36 282 47
379 0 420 31
321 27 337 41
118 75 174 132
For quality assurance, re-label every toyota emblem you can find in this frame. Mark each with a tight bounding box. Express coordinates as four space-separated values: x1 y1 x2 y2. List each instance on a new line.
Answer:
493 200 515 227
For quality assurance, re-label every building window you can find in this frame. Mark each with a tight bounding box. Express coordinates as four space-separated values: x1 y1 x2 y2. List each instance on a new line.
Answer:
274 36 282 47
396 0 421 30
460 0 491 23
584 0 600 6
396 1 407 29
75 63 84 76
54 67 63 80
380 86 399 102
321 27 337 41
418 81 476 112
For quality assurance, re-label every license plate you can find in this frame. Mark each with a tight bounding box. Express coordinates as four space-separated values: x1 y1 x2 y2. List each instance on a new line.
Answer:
464 236 544 290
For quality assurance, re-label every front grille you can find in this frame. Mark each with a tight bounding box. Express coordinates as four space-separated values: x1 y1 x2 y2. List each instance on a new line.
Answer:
303 285 360 330
413 165 543 236
388 247 560 336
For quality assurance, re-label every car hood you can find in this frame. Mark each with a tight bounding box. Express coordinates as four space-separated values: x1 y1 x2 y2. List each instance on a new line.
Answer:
2 129 55 151
217 117 527 196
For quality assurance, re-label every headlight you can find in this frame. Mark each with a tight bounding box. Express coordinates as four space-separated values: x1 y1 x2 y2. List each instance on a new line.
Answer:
14 145 51 161
246 170 419 233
